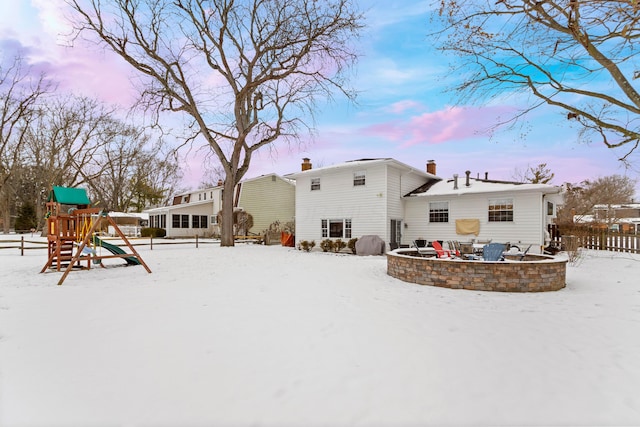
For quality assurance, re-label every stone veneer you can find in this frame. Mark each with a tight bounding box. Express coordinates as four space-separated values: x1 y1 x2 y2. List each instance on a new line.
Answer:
387 250 566 292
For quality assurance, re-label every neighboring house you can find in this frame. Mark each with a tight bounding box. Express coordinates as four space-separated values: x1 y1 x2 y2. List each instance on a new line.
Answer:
578 203 640 233
235 173 295 234
144 186 223 238
143 174 295 238
288 159 563 253
286 158 435 249
403 172 563 253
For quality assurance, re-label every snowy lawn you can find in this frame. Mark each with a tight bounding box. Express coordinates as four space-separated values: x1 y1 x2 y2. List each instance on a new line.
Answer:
1 237 639 426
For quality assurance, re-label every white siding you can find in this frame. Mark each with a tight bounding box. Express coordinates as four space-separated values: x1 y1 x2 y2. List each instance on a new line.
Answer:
145 187 222 238
164 203 214 238
386 167 428 244
404 190 547 252
295 164 390 243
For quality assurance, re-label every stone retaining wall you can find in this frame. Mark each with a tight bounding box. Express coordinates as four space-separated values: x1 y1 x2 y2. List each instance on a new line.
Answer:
387 250 566 292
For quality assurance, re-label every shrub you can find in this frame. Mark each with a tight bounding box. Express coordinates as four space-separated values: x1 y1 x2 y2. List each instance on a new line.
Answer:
333 239 347 253
141 227 166 238
299 240 316 252
15 202 38 231
320 239 334 252
348 237 358 254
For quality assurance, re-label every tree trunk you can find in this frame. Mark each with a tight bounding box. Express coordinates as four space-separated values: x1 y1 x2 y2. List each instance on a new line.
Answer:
220 178 236 247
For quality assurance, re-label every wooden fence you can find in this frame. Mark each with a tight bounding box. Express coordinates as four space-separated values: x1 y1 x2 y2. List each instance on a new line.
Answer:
580 231 640 254
550 225 640 254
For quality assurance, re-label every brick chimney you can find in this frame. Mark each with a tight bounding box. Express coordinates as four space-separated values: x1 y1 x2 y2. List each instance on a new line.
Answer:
301 158 312 171
426 160 436 175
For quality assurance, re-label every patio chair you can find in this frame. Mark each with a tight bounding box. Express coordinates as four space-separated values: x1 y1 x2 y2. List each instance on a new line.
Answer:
432 240 453 258
517 244 532 261
412 240 426 257
447 240 462 257
482 243 505 261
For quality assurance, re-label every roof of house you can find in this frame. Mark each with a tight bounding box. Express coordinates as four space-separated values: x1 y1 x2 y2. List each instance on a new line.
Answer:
286 158 437 178
238 173 295 185
405 177 563 197
109 212 150 220
47 186 91 205
593 203 640 210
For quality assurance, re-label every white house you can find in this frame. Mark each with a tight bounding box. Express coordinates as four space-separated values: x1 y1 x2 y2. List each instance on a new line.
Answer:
145 186 223 238
403 172 563 253
143 174 295 238
288 159 563 253
286 158 435 248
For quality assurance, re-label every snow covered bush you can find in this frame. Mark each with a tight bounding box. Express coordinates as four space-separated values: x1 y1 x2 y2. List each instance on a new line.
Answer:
320 239 334 252
333 239 347 253
298 240 316 252
348 238 358 254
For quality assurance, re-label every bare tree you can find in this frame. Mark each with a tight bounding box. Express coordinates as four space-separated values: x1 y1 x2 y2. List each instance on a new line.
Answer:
0 55 51 231
433 1 640 163
513 163 555 184
69 0 363 246
87 130 181 212
557 174 636 225
23 95 119 190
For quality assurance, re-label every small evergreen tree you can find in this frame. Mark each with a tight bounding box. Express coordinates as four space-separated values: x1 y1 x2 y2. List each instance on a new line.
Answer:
15 201 38 231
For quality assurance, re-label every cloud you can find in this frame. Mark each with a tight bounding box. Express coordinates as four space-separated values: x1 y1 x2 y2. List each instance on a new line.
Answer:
362 105 518 147
386 100 425 114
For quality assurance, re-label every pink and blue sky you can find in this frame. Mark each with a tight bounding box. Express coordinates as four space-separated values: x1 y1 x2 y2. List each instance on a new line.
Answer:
2 1 639 195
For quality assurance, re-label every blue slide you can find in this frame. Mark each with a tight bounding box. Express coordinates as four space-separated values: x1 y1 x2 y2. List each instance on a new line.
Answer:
92 236 140 266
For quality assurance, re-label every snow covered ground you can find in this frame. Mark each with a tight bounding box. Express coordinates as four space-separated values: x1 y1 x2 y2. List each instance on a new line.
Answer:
1 235 639 426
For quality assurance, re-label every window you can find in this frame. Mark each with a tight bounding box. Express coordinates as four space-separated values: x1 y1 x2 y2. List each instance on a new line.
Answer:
203 192 207 200
192 215 208 228
547 201 554 216
211 215 218 225
181 214 189 228
311 177 320 191
329 220 343 238
153 215 166 228
353 171 366 186
172 214 180 228
198 194 202 201
429 201 449 223
488 198 514 222
321 219 352 238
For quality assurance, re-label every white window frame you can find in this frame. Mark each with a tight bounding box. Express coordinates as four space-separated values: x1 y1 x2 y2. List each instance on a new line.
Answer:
311 177 321 191
429 201 449 223
488 198 514 222
321 218 352 238
353 171 366 186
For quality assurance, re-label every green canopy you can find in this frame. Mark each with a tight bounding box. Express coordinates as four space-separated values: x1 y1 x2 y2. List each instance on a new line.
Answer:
48 186 91 205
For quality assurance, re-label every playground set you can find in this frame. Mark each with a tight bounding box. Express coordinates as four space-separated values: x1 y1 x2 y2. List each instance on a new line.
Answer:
40 186 151 285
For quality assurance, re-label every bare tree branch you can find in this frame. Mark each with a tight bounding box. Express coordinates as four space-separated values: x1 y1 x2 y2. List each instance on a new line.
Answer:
68 0 363 246
433 0 640 160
